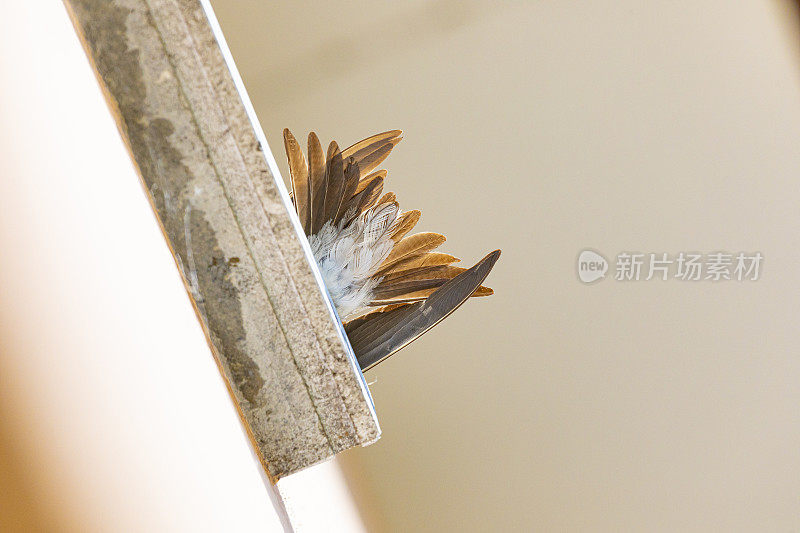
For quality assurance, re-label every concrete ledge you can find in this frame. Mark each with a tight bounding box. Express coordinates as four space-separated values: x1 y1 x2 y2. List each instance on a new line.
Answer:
64 0 380 480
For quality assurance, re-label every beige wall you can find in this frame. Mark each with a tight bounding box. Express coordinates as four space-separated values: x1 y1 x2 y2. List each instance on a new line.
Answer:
212 1 800 531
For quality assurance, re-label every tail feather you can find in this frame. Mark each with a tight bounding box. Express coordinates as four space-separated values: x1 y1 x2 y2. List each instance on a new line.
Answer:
334 158 360 225
390 210 421 242
308 132 326 234
350 250 501 370
321 141 344 226
380 232 446 271
283 129 311 233
342 130 403 177
376 252 461 276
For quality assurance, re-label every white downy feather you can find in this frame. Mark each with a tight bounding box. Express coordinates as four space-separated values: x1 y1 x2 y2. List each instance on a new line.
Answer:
309 203 400 320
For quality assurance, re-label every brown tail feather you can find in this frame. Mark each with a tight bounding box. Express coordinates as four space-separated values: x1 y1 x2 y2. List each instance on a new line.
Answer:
283 129 311 233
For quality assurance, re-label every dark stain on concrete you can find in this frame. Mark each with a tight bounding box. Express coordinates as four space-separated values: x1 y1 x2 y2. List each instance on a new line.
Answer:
69 0 265 403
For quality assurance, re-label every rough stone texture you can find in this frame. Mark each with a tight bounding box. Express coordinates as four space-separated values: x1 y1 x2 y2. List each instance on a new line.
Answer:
63 0 380 480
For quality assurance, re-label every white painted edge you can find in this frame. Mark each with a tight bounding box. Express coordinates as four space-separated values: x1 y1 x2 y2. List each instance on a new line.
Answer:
198 0 379 431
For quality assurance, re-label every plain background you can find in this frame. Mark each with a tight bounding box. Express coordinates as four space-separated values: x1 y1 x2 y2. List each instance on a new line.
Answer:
210 1 800 531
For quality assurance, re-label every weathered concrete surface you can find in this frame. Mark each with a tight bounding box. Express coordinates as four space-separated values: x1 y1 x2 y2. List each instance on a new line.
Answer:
63 0 379 479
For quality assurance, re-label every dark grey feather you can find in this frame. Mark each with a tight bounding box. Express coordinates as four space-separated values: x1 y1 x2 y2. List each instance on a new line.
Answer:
348 250 500 370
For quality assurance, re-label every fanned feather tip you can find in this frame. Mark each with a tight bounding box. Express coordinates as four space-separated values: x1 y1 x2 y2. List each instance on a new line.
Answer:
283 129 499 368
